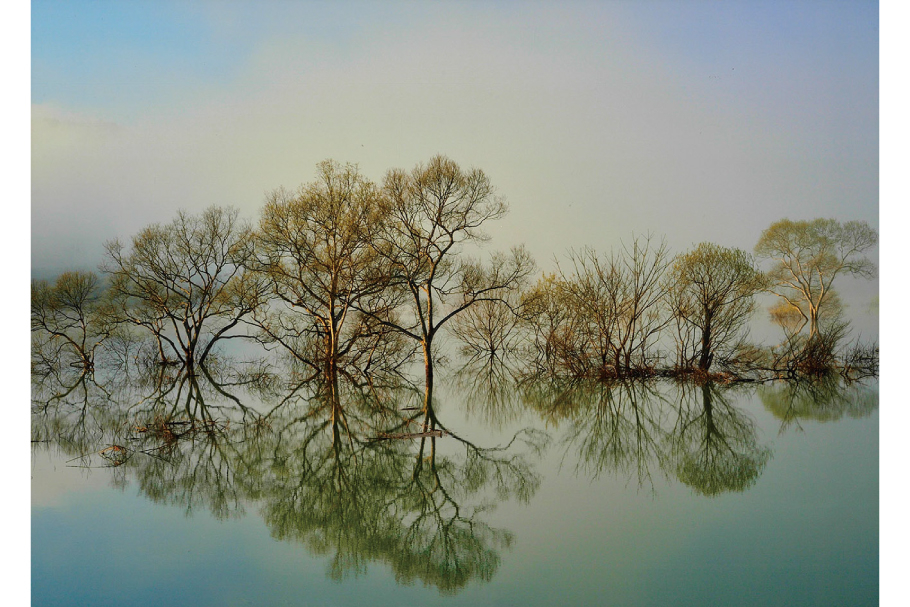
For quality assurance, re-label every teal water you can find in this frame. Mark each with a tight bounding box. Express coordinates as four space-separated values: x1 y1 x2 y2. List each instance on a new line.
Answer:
31 369 878 606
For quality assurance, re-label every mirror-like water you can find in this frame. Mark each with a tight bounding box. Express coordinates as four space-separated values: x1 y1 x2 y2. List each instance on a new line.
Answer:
31 362 877 606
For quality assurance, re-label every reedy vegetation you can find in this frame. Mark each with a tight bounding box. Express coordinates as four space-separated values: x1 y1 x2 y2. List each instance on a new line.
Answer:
31 157 878 383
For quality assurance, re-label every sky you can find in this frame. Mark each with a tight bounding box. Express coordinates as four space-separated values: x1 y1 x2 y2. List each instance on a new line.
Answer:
31 0 878 274
14 0 908 601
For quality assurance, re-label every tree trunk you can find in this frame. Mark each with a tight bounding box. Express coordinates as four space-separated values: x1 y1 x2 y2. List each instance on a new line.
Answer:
184 338 196 375
699 320 713 371
808 307 819 338
423 338 434 418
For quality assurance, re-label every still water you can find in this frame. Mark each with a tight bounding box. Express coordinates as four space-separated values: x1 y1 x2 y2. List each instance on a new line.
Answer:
31 362 878 606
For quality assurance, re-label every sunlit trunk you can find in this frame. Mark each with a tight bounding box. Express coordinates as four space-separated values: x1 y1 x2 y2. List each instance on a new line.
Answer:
808 307 819 339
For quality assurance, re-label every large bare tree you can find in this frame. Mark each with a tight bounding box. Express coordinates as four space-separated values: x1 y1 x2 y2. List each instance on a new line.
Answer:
252 160 407 395
367 155 534 412
102 206 265 374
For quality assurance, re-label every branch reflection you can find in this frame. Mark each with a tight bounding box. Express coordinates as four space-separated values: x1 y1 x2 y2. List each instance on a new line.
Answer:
668 383 771 496
758 375 879 432
31 362 542 594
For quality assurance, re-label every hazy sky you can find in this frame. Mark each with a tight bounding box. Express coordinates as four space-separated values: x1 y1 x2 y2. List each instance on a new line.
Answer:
32 0 878 274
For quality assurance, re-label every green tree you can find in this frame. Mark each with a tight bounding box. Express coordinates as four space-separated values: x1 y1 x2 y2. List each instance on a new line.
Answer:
667 243 766 372
754 218 877 339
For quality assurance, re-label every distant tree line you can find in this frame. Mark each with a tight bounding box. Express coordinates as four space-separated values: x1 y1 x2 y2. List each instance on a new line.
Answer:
32 156 879 389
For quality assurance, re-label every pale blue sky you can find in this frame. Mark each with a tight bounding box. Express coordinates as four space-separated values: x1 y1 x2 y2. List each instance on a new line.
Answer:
31 0 879 275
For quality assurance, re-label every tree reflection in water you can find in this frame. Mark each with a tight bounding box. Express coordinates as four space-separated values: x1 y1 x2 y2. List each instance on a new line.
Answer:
32 366 130 465
451 355 530 431
758 374 879 432
518 375 774 496
525 379 672 490
668 383 771 496
259 375 544 593
31 351 877 592
31 359 544 594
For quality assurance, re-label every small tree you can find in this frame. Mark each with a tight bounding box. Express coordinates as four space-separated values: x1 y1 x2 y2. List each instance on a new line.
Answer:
518 273 580 378
755 218 877 339
548 236 671 379
103 206 265 374
31 271 112 371
667 243 766 372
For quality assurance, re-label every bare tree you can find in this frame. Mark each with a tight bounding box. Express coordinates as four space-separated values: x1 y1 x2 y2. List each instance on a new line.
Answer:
667 243 766 372
545 235 671 379
252 160 409 395
102 206 265 374
450 259 530 367
366 155 535 412
31 271 113 371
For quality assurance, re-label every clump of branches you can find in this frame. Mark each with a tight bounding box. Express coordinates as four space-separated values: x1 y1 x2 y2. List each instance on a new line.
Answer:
840 339 878 380
766 299 852 379
519 235 671 380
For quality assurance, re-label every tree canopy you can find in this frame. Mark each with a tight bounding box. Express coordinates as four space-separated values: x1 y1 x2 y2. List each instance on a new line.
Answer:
754 218 877 339
102 206 265 372
668 243 766 372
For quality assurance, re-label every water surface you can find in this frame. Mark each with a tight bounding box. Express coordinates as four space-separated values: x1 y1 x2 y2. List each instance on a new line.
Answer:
31 365 878 606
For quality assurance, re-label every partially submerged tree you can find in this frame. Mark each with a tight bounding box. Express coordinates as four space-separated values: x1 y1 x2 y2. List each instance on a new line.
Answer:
534 236 671 379
518 273 580 377
754 218 877 339
768 291 850 376
102 206 265 374
31 271 112 371
367 155 535 411
667 243 766 372
252 160 409 395
450 264 528 366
